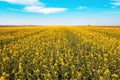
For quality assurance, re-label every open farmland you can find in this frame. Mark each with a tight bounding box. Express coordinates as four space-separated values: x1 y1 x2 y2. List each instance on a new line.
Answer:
0 26 120 80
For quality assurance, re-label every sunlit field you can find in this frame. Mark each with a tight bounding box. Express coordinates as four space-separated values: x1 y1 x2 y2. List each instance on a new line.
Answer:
0 26 120 80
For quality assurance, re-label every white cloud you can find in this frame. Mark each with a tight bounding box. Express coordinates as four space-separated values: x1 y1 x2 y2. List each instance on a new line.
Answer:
111 0 120 6
0 0 41 5
24 6 67 14
1 0 67 14
78 6 87 10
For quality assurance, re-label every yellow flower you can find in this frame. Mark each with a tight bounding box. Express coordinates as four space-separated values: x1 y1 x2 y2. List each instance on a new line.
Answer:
99 76 104 80
42 65 48 68
112 74 118 78
0 72 9 80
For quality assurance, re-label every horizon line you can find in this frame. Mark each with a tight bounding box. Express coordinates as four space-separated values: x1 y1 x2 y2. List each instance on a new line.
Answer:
0 25 120 26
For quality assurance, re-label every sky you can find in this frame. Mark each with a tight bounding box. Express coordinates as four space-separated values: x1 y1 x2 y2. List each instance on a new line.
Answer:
0 0 120 25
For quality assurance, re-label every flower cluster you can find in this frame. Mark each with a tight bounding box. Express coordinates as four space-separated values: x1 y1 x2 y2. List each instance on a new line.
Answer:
0 26 120 80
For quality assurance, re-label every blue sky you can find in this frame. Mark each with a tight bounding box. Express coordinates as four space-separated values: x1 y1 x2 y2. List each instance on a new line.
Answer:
0 0 120 25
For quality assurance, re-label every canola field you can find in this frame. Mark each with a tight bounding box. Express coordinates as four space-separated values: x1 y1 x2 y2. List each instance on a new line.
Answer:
0 26 120 80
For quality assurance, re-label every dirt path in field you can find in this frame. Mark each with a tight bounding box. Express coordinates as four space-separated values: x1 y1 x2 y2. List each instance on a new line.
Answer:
63 28 81 54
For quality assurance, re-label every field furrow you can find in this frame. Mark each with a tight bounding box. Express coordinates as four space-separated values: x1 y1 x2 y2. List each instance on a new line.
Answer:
0 27 120 80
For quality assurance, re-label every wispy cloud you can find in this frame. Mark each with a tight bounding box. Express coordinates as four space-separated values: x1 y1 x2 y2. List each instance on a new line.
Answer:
111 0 120 7
8 8 23 12
78 6 87 10
0 0 41 5
112 11 120 13
24 6 67 14
1 0 67 14
111 6 116 8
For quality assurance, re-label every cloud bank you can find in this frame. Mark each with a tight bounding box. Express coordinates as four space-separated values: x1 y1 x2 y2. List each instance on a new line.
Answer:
1 0 40 5
24 6 67 14
1 0 67 14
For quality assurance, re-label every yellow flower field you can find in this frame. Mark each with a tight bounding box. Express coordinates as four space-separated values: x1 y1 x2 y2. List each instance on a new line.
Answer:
0 26 120 80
